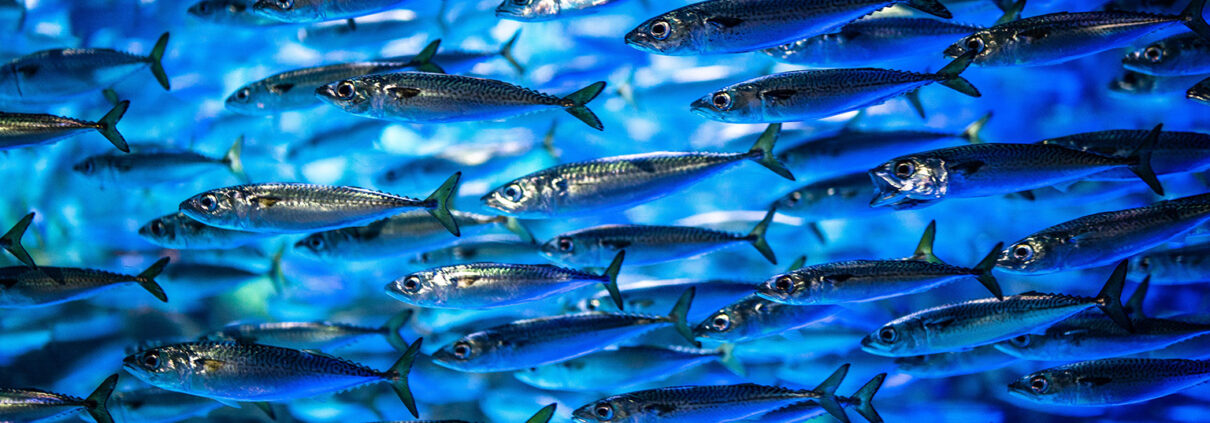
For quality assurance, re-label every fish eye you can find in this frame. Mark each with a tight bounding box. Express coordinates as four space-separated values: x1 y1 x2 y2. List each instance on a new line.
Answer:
236 88 250 101
774 276 794 293
276 0 292 9
594 403 614 420
711 314 731 331
141 351 161 369
502 184 523 202
198 194 219 212
335 81 356 100
878 326 897 343
965 37 984 53
711 92 732 111
1138 257 1150 271
586 298 600 310
306 236 324 250
785 191 802 206
1011 334 1031 347
1145 46 1163 62
1029 375 1049 393
1013 244 1034 261
402 275 421 292
893 160 915 178
150 221 166 237
556 237 574 252
650 20 670 40
196 2 210 13
452 342 471 359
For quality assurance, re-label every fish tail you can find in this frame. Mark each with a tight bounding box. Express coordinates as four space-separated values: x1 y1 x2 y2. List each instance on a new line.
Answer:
994 0 1026 26
561 81 606 131
905 0 953 19
411 39 445 73
852 373 887 423
787 255 807 272
936 51 981 98
525 404 557 423
500 29 526 75
1126 275 1150 319
2 212 35 268
815 364 851 423
746 123 795 180
504 217 536 244
1182 0 1210 42
960 112 992 144
83 374 118 423
95 100 130 153
424 172 462 237
383 309 413 352
910 220 942 263
1096 260 1135 333
716 343 745 376
387 338 423 418
667 287 699 347
807 221 827 244
224 135 249 183
974 242 1004 300
148 32 170 91
600 250 626 311
135 257 170 303
268 243 287 293
1127 123 1165 195
746 205 778 265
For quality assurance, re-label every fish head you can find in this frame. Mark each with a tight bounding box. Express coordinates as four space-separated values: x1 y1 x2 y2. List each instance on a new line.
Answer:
1189 79 1210 105
690 83 762 123
316 78 373 115
1122 39 1178 75
179 187 242 229
431 332 497 371
945 31 992 63
693 302 751 342
482 176 547 217
859 319 922 357
250 0 310 22
993 333 1045 358
539 233 594 266
138 214 182 246
188 0 241 21
572 395 643 422
1008 368 1079 405
868 156 947 207
72 157 100 176
1109 70 1159 96
292 230 350 260
775 188 818 212
624 9 704 55
755 271 816 305
123 345 195 390
385 270 442 306
996 236 1060 274
224 81 275 114
495 0 558 21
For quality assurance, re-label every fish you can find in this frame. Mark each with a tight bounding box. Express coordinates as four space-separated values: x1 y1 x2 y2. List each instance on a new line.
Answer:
159 259 282 302
1190 75 1210 104
285 121 388 164
409 235 545 267
0 374 117 423
538 206 777 267
178 172 461 236
944 0 1210 67
570 365 885 423
1038 125 1210 180
1008 357 1210 406
694 294 840 343
202 309 413 351
111 388 224 423
0 212 35 268
761 17 984 68
0 257 169 307
868 126 1164 208
294 210 530 261
1123 33 1210 76
623 0 952 55
430 288 696 372
497 0 627 21
513 344 744 392
316 72 606 130
225 40 443 115
250 0 406 23
122 339 424 418
574 278 756 323
756 221 1004 304
996 192 1210 274
770 172 888 243
73 135 246 186
894 345 1019 378
860 260 1133 357
337 30 523 75
1110 69 1207 96
482 124 793 218
0 100 129 152
386 250 626 310
187 0 284 26
136 211 269 250
0 32 169 99
1130 243 1210 285
691 51 980 123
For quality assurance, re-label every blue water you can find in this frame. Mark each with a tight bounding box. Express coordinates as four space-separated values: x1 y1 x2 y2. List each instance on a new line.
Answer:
2 0 1210 422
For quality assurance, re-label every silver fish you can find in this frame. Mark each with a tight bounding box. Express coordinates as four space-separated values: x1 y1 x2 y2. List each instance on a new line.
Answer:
0 100 129 152
762 17 983 68
0 32 169 99
316 72 606 130
575 278 756 323
410 235 545 267
295 210 529 261
73 136 246 186
112 388 224 423
514 345 743 392
1038 125 1210 180
1111 69 1207 96
188 0 284 26
1123 32 1210 76
894 345 1018 378
1190 75 1210 105
202 309 412 351
1130 243 1210 285
178 172 461 235
123 339 423 417
497 0 626 21
251 0 405 23
0 374 117 423
482 124 793 218
0 257 169 308
137 211 268 250
1008 358 1210 406
695 294 840 343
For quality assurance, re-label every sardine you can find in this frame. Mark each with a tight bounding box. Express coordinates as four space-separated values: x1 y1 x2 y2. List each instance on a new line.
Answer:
894 345 1018 378
251 0 405 23
1130 243 1210 285
497 0 626 21
0 100 129 152
762 17 983 68
1111 69 1206 96
514 345 743 392
188 0 284 26
0 32 169 99
409 235 544 267
295 210 529 261
137 211 268 250
1189 75 1210 104
112 387 224 423
0 374 117 423
1008 357 1210 406
695 294 840 343
1039 125 1210 180
202 309 412 351
574 278 756 323
0 257 169 308
1123 33 1210 76
73 136 246 185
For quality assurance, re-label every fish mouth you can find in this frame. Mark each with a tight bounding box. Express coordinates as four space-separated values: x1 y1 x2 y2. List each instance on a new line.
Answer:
858 335 895 357
942 44 962 59
314 85 338 103
689 99 721 120
868 172 907 207
1006 380 1032 399
1189 88 1210 105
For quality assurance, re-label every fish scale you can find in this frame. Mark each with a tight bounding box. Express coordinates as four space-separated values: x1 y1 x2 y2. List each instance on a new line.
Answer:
295 210 507 260
0 261 167 307
542 224 755 267
994 310 1210 361
764 259 986 304
1011 358 1210 406
1041 129 1210 179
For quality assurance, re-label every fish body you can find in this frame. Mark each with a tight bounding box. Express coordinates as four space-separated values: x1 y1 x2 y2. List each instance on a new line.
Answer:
772 172 886 221
0 33 169 99
0 258 169 307
251 0 405 22
695 294 839 342
762 17 983 67
994 312 1210 361
0 100 128 152
137 212 268 249
576 278 756 323
188 0 284 26
757 258 997 305
894 345 1018 378
1123 32 1210 76
1111 69 1207 95
572 383 830 422
73 137 244 186
513 346 732 391
1039 129 1210 180
0 375 116 423
203 311 410 351
226 61 421 115
996 193 1210 274
295 211 509 260
1190 75 1210 104
497 0 624 21
386 254 621 309
1009 358 1210 406
624 0 952 55
112 388 223 423
777 115 986 178
410 236 544 267
1130 243 1210 285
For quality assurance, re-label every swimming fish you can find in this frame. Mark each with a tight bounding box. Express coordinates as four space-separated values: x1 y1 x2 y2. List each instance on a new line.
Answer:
860 261 1133 357
0 212 35 268
894 345 1019 378
1008 357 1210 406
770 172 890 243
188 0 283 26
111 387 224 423
575 278 757 323
1111 69 1207 96
137 211 268 250
430 288 696 372
762 17 983 68
694 293 840 343
316 72 606 130
250 0 406 23
1189 75 1210 104
756 221 1004 304
1038 124 1210 180
691 51 979 123
496 0 627 21
0 32 169 99
0 100 129 152
624 0 952 55
226 39 442 115
482 124 793 218
409 235 545 267
123 339 423 417
1123 32 1210 76
178 172 461 235
386 250 626 310
0 257 169 307
538 206 777 267
202 309 413 351
944 0 1210 67
73 136 246 186
514 344 743 392
295 210 530 261
996 192 1210 274
1130 243 1210 285
0 374 117 423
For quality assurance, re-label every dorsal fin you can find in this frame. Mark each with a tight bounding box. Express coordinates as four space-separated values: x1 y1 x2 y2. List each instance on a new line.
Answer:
909 221 943 264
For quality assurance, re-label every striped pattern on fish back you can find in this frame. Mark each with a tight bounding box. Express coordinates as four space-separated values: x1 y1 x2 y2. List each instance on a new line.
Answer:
1036 194 1210 237
184 342 383 378
538 152 747 186
995 11 1180 34
1041 130 1210 157
435 262 601 283
487 312 666 341
0 113 95 132
576 224 745 245
624 383 815 406
367 73 564 106
0 266 134 290
240 183 425 208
